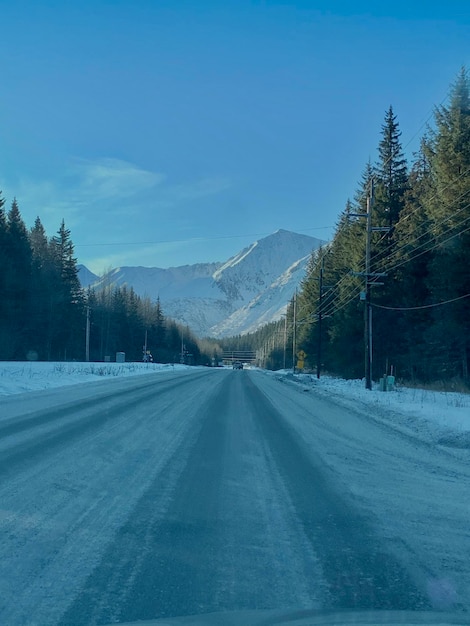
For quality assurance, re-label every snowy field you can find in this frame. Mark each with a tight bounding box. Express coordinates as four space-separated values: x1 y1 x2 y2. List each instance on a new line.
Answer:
0 360 194 396
1 361 468 438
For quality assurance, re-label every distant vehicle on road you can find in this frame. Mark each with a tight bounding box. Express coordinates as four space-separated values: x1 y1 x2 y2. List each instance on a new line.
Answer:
232 361 243 370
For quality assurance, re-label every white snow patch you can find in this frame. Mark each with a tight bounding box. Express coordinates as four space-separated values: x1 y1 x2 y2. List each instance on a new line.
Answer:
263 370 470 435
0 361 194 396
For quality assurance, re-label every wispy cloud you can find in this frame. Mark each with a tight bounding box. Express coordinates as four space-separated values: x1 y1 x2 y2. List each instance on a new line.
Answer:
162 177 232 203
69 157 166 202
11 158 231 227
3 158 233 270
6 157 165 230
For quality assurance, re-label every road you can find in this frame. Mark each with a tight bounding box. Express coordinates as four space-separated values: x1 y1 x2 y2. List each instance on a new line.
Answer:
0 368 468 624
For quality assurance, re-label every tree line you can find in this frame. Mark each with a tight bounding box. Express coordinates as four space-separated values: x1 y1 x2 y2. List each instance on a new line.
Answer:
242 69 470 385
0 203 206 364
3 68 469 380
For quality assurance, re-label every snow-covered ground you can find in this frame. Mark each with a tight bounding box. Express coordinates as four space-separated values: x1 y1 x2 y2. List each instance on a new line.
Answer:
0 361 194 396
262 369 470 437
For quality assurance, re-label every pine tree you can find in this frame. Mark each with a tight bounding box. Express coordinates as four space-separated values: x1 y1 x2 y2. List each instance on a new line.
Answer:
320 197 365 378
3 199 33 358
152 296 166 359
424 68 470 379
30 216 49 262
29 217 53 359
49 220 85 359
426 67 470 231
361 110 408 379
374 106 408 229
296 250 321 367
0 192 9 358
388 141 434 380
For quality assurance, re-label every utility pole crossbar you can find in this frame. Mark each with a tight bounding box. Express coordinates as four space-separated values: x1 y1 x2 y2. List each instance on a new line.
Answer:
351 271 388 278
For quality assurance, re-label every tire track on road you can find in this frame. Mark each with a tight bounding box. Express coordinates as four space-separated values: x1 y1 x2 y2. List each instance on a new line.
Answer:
0 370 229 626
0 370 209 440
0 371 210 480
59 372 231 625
59 371 324 625
245 373 430 611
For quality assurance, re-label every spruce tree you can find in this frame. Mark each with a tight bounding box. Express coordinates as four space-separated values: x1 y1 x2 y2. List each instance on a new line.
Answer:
49 220 85 359
29 217 52 359
374 106 408 229
152 296 166 358
0 192 9 358
321 198 365 378
4 199 33 358
369 109 408 377
425 68 470 379
389 141 434 380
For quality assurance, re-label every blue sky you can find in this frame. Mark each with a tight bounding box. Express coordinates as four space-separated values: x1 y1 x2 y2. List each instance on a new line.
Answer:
0 1 468 274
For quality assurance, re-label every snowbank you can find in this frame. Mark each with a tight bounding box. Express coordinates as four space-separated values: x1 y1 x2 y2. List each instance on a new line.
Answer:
0 361 193 396
264 370 470 435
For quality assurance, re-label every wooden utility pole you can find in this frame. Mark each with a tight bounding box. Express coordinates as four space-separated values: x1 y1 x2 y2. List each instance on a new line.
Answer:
364 191 373 390
351 180 387 389
363 182 390 389
292 290 297 374
283 314 287 370
85 306 90 362
143 329 148 362
317 257 324 379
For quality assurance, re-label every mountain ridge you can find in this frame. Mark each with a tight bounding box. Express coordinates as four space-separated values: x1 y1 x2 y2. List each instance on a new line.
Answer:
78 229 323 337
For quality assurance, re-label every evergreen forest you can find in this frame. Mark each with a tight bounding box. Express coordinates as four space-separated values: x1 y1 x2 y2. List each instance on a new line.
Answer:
235 69 470 386
0 206 205 363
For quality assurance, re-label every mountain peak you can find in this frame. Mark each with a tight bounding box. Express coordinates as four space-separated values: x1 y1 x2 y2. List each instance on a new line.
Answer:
80 230 325 336
213 230 320 304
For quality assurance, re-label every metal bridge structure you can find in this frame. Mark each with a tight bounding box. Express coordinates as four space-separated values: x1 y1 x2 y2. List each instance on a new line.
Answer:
222 350 257 366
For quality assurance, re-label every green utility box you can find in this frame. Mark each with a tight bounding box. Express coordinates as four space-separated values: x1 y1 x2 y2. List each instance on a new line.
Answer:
379 375 395 391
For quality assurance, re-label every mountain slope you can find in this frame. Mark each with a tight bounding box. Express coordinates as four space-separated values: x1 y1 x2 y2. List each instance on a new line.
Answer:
78 265 99 288
90 262 221 301
210 254 310 337
213 229 317 303
82 230 323 337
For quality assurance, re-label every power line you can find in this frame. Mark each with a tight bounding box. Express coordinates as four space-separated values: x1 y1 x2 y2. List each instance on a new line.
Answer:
317 174 470 319
320 217 470 319
309 202 470 322
376 210 470 276
371 292 470 312
319 217 470 321
73 226 333 249
367 168 470 273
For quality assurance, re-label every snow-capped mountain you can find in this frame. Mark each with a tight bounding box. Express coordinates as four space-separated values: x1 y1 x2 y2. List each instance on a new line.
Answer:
77 265 100 288
80 229 323 337
213 229 316 303
209 255 310 337
88 262 221 300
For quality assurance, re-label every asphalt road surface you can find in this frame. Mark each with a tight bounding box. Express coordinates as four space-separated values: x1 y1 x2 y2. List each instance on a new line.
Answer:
0 368 468 625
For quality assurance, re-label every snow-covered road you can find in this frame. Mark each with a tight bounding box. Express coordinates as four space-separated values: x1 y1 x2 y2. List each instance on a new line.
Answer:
0 368 468 624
